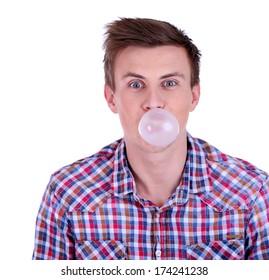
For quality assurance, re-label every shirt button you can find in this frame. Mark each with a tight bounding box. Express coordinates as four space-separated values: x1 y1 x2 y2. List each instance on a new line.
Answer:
155 250 162 257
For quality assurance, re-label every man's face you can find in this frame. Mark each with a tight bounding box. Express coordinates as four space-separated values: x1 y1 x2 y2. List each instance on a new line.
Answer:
105 45 200 152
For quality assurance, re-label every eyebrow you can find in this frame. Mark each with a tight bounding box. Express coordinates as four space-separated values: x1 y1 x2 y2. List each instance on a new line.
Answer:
121 71 186 80
122 72 145 80
160 72 186 80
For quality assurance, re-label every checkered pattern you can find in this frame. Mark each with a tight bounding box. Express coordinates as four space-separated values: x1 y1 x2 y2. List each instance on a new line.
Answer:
76 240 126 260
186 240 244 260
32 134 269 259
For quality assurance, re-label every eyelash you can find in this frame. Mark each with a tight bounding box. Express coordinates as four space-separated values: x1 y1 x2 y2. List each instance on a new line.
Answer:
128 81 145 89
128 80 178 89
162 80 178 87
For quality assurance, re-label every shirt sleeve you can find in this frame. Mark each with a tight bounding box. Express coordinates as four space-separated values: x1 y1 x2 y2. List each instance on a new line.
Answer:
245 176 269 259
32 179 75 259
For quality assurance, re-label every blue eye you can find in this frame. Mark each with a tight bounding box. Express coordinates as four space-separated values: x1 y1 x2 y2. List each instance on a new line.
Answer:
163 80 177 87
129 81 144 89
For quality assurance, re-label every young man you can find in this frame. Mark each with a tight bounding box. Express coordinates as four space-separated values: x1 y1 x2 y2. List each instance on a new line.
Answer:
32 18 269 260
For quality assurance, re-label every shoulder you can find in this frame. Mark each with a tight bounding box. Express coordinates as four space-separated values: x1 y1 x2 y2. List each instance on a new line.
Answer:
192 135 267 177
189 135 268 210
46 139 123 211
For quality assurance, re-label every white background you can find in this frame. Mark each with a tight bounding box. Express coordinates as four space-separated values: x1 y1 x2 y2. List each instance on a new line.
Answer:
0 0 269 277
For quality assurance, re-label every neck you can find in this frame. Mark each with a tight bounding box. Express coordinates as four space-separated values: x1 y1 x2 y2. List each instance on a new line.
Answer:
126 133 188 207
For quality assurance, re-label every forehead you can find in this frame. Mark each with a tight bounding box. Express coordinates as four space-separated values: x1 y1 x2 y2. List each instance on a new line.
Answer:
114 45 191 80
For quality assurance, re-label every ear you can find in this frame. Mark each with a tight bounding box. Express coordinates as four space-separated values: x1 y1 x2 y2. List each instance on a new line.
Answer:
104 84 118 114
190 83 200 112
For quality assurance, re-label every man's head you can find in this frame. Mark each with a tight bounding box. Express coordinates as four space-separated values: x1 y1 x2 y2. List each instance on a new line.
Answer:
103 18 201 153
103 17 201 91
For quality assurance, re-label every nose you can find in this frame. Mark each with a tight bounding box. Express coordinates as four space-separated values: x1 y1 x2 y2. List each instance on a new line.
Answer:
142 88 165 111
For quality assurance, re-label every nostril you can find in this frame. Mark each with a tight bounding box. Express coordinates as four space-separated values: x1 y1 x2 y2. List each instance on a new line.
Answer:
145 105 163 111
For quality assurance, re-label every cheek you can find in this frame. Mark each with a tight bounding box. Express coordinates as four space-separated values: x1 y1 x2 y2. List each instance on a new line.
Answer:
115 93 140 119
172 99 193 129
120 110 139 129
116 101 139 130
176 112 190 130
114 92 129 111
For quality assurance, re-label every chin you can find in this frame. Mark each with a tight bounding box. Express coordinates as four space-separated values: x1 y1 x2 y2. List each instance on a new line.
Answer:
139 139 177 153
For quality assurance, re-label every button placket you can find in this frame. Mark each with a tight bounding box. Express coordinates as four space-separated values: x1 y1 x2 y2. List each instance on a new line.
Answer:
154 211 162 260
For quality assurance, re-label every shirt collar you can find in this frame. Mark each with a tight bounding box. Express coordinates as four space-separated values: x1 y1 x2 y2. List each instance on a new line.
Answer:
111 139 135 197
183 134 213 194
110 134 213 198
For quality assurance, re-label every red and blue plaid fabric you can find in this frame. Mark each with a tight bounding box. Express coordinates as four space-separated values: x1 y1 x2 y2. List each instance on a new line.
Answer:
32 134 269 259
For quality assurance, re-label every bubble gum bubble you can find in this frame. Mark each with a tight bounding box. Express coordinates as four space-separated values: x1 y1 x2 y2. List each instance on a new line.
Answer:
138 108 179 147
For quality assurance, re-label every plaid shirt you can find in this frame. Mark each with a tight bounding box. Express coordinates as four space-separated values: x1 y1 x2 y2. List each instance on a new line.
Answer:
33 134 269 260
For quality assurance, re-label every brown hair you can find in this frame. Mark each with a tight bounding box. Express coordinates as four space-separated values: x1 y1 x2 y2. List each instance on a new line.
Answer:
103 17 201 91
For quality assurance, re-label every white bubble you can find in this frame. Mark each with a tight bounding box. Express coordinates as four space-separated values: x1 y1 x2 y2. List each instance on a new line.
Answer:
138 108 179 147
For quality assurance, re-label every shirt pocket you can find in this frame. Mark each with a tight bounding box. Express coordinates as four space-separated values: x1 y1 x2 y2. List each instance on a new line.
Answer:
186 239 244 260
75 240 127 260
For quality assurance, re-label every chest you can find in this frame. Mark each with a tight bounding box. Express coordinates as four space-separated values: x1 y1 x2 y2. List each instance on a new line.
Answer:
68 195 246 260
